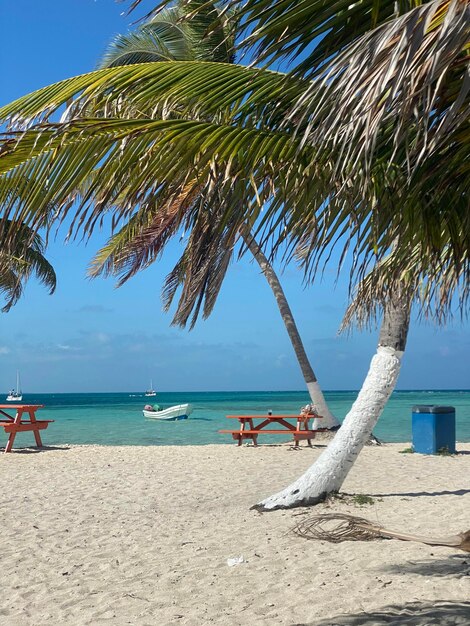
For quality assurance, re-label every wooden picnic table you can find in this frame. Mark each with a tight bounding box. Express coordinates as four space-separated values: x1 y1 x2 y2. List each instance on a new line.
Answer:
219 413 326 447
0 404 53 453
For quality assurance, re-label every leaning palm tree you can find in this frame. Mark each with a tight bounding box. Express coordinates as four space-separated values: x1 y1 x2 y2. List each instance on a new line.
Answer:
92 4 339 428
0 219 56 312
0 1 467 510
130 0 467 511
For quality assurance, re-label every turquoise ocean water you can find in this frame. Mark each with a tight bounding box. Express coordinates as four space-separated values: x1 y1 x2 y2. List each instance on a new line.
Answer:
2 390 469 448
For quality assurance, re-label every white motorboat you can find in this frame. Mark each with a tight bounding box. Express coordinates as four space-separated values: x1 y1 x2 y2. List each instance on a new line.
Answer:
6 371 22 402
143 403 192 421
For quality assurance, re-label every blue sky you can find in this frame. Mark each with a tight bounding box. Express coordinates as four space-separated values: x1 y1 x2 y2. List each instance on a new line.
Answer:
0 0 468 393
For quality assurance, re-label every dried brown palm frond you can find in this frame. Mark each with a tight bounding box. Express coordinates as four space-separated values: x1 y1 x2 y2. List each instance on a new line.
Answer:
298 0 470 179
340 242 470 330
88 182 198 283
293 513 470 552
161 177 250 328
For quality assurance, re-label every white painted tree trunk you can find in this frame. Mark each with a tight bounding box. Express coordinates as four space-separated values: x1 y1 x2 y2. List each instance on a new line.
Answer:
254 298 410 511
255 346 402 509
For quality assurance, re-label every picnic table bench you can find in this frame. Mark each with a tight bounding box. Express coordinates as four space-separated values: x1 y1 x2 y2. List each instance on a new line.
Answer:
0 404 53 453
220 414 327 447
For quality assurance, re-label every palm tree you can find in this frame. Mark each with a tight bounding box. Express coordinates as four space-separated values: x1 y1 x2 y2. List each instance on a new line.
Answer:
0 220 56 312
0 1 467 509
92 4 339 428
197 0 468 509
128 0 466 511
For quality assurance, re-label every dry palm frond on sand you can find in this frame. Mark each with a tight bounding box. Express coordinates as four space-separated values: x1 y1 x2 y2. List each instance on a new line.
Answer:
293 513 470 553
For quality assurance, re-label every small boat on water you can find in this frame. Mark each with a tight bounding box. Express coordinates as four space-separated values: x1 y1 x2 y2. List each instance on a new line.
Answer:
145 379 157 397
143 403 192 421
6 371 22 402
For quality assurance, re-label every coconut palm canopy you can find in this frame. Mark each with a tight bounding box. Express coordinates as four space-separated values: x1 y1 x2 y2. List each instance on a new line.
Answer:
0 0 468 322
141 0 469 166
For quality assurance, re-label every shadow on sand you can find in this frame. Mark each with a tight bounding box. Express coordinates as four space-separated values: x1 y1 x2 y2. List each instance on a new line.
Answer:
1 445 71 454
382 553 470 579
368 488 470 498
300 601 470 625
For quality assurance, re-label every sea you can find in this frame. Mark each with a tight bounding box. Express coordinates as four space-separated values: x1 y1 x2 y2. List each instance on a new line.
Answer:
3 390 469 448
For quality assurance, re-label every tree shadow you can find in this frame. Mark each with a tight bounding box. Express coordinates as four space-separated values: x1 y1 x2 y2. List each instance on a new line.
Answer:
367 489 470 498
382 554 470 579
1 445 71 454
299 601 470 625
238 443 326 448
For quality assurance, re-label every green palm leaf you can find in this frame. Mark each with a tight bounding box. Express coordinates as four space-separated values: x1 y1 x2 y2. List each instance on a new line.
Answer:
100 9 195 66
0 61 305 131
0 220 56 312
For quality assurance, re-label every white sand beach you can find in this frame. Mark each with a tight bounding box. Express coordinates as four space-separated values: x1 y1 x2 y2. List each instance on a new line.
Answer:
0 442 469 625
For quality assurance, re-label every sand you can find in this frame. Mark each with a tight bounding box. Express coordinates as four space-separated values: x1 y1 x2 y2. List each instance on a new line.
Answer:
0 441 469 625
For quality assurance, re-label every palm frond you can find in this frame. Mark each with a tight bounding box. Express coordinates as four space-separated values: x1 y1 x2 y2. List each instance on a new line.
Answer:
2 103 468 320
136 0 402 73
0 115 308 248
138 2 469 179
100 8 196 67
341 236 470 330
297 0 470 179
0 61 305 131
88 183 197 284
0 220 56 312
161 190 241 328
22 247 57 294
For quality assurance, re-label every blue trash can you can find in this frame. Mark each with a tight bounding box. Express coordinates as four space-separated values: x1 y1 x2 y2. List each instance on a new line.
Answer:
412 405 456 454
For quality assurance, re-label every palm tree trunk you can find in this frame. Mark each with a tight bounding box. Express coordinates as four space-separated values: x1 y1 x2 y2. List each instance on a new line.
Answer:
253 296 411 510
240 226 340 429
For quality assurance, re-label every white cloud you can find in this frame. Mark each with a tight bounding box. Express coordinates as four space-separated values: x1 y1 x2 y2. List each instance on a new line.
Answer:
0 347 11 355
275 354 287 368
57 344 81 351
95 333 110 344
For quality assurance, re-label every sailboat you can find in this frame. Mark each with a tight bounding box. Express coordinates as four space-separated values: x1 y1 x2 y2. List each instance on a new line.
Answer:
6 371 23 402
144 380 157 397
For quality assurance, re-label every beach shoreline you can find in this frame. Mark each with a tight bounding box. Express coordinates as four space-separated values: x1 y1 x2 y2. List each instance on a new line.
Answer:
1 442 469 624
8 389 470 446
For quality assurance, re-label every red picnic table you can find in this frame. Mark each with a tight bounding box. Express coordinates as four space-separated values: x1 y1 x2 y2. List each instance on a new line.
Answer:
219 413 327 447
0 404 53 453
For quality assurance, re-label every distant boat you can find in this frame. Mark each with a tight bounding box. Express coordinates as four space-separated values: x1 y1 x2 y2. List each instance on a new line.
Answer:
143 403 192 421
144 379 157 397
6 371 22 402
